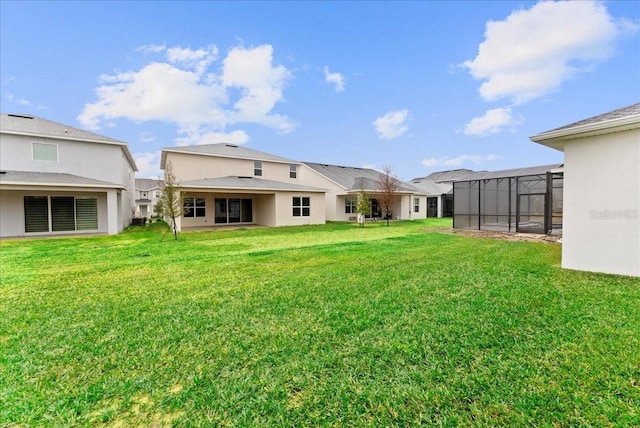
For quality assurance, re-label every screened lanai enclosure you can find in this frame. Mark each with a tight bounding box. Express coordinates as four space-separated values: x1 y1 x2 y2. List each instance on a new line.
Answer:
453 165 563 235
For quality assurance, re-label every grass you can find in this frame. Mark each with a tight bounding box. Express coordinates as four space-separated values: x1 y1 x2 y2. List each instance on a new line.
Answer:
1 219 639 427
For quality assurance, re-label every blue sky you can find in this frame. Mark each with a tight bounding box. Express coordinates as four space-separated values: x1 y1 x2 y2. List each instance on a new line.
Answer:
1 1 638 180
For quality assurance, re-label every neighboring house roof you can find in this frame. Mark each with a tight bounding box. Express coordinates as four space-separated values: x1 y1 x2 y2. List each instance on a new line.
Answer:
0 113 138 171
180 176 326 192
0 170 124 189
304 162 424 194
411 164 563 186
409 179 453 196
530 102 640 150
161 143 299 168
135 178 163 191
412 169 478 183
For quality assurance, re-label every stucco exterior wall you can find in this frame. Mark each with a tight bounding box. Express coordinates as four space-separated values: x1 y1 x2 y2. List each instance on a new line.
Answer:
0 189 110 237
0 133 135 236
562 130 639 277
165 152 298 184
274 192 325 226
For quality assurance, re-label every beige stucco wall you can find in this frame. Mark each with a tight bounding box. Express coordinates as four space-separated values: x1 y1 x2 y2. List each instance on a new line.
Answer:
274 192 325 226
165 152 299 184
562 129 639 277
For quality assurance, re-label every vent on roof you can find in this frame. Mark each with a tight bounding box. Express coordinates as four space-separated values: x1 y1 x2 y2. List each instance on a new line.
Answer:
8 114 34 119
225 144 239 148
238 176 252 179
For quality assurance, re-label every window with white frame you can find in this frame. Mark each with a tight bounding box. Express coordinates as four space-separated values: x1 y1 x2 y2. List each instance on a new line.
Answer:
183 197 206 217
254 161 263 176
289 164 297 179
293 196 310 217
414 198 420 213
345 198 357 214
32 142 58 162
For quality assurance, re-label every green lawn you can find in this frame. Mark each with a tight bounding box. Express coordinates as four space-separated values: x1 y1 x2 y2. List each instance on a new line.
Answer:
1 219 639 427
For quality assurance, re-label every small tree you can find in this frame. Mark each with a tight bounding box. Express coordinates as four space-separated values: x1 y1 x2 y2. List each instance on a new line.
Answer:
157 161 184 240
377 165 401 226
355 189 371 228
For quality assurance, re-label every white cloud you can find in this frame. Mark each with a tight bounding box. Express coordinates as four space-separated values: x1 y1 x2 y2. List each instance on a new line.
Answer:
373 109 409 139
134 151 162 178
140 132 155 143
462 1 637 104
136 43 166 54
174 130 249 146
78 43 294 144
6 93 29 105
464 107 521 136
324 66 345 92
422 154 497 168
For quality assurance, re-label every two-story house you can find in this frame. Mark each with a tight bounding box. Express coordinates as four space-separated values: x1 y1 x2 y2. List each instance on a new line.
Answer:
134 178 163 219
160 143 327 230
0 114 137 237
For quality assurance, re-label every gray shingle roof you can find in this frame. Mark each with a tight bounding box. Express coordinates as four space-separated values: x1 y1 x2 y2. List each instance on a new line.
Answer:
135 178 163 191
180 176 326 192
409 179 453 195
162 143 298 164
545 103 640 133
412 169 478 183
0 170 123 188
0 113 138 171
304 162 423 194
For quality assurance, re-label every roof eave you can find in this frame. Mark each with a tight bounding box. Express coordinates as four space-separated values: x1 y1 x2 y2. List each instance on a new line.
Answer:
530 115 640 151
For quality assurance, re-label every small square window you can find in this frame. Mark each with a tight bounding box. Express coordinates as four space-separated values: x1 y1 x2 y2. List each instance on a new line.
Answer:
292 196 310 217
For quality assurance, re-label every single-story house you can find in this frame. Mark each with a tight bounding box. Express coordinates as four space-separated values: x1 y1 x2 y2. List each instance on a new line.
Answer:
0 114 137 238
410 169 477 217
302 162 427 222
530 102 639 277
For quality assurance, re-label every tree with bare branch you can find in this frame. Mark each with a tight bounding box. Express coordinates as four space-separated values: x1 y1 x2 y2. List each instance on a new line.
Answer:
156 161 184 240
376 165 401 226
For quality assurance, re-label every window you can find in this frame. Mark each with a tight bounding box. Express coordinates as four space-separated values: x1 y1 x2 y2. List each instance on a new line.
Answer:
32 142 57 161
154 191 161 198
76 198 98 230
183 197 206 217
293 196 310 217
215 198 253 224
24 196 98 233
345 198 357 214
414 198 420 213
254 161 263 176
289 164 297 179
24 196 49 233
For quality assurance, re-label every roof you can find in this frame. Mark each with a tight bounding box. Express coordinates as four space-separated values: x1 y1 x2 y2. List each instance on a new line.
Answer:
409 179 453 196
451 164 563 183
0 113 138 171
179 176 326 193
0 170 124 189
530 103 640 150
412 169 478 183
135 178 163 191
303 162 423 194
161 143 298 168
546 103 640 132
